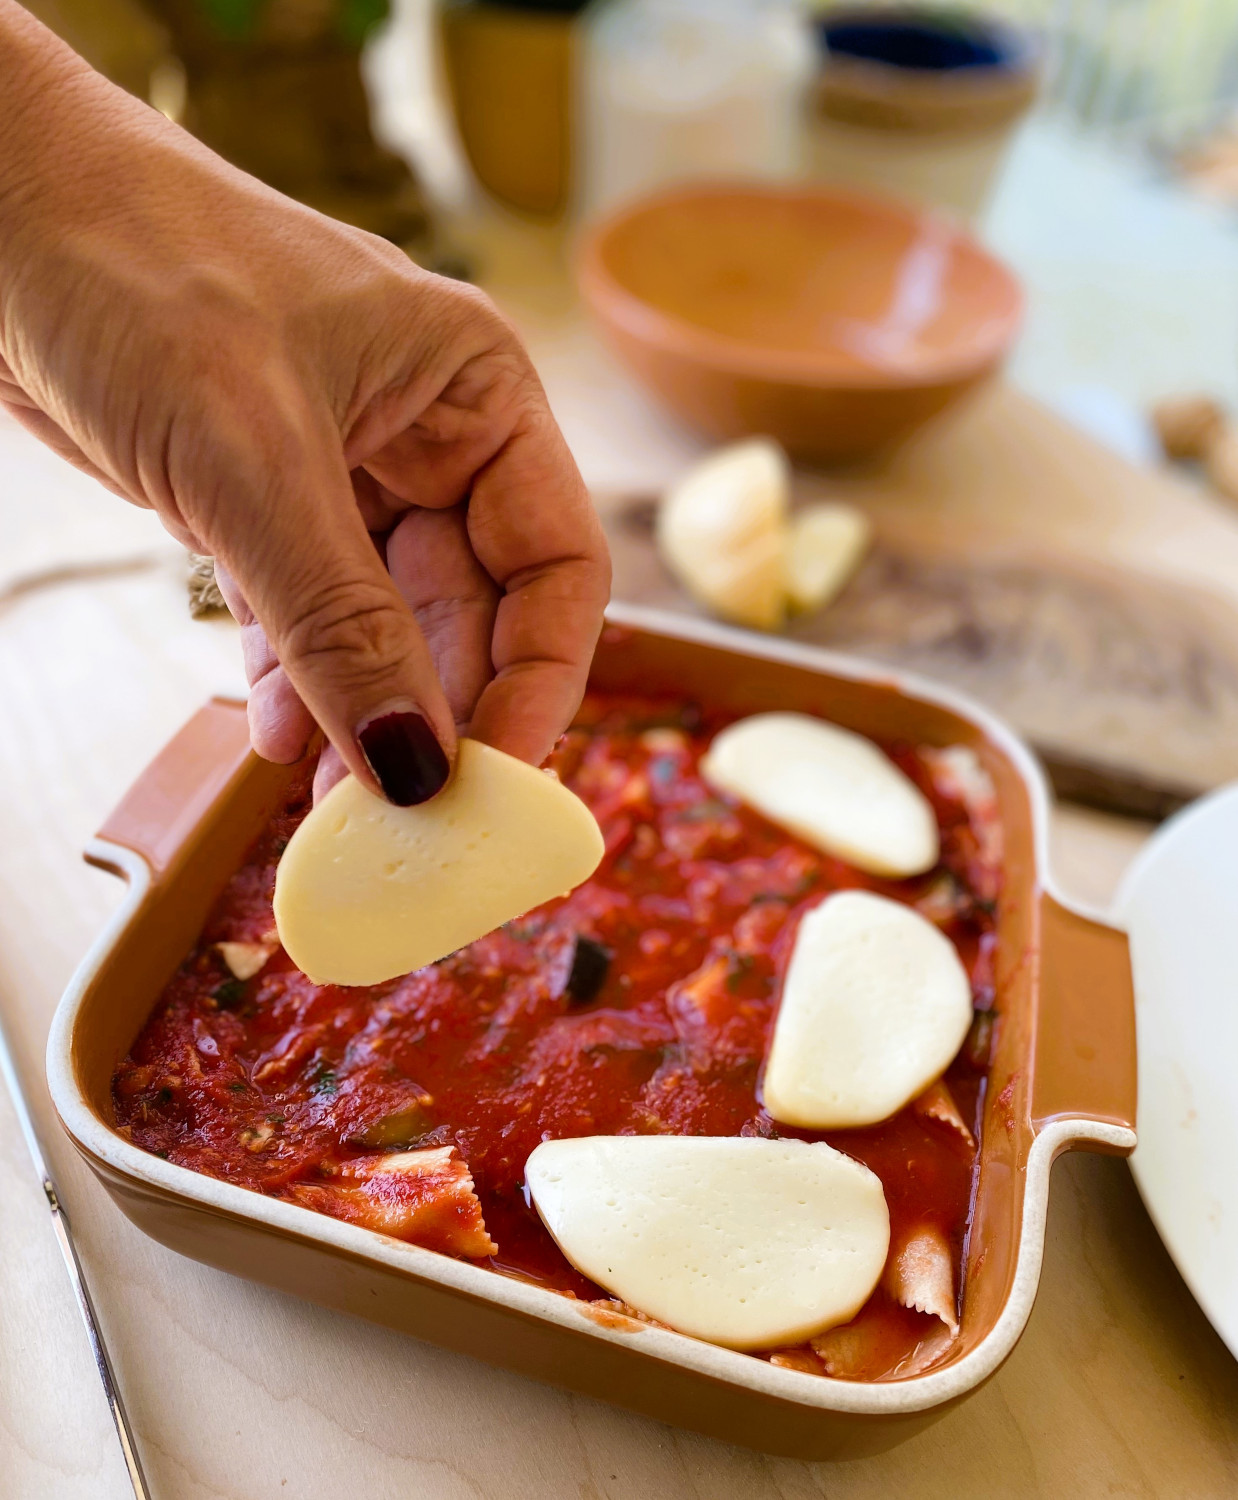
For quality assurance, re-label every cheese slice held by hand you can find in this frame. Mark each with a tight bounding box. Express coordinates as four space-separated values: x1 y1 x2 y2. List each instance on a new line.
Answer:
763 890 972 1129
525 1135 889 1350
701 712 938 877
274 740 604 987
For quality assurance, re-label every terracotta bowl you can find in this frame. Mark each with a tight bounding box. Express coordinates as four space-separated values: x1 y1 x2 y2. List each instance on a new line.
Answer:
578 182 1022 462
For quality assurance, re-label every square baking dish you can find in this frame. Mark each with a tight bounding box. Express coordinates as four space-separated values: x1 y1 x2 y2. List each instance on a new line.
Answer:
47 604 1135 1459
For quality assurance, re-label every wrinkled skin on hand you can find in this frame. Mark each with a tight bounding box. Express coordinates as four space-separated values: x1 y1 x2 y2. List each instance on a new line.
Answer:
0 2 610 798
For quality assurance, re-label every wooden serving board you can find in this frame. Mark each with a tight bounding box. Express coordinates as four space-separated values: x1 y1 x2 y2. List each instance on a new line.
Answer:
598 385 1238 818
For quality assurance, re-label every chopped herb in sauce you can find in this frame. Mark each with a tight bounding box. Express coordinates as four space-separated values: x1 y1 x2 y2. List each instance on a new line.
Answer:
212 978 246 1009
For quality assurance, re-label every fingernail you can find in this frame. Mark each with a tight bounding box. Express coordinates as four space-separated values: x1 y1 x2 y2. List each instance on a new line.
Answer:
357 710 449 806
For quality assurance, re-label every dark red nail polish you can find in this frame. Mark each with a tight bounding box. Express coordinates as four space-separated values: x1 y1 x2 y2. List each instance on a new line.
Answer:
357 711 449 806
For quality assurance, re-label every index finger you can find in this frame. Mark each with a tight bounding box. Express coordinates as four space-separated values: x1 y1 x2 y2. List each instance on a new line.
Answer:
462 407 611 764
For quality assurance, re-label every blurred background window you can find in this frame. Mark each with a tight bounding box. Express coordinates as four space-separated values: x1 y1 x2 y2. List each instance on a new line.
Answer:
18 0 1238 418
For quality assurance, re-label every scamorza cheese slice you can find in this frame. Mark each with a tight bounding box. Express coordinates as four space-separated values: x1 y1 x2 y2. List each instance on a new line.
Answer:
700 712 938 877
655 438 789 631
524 1134 889 1350
763 890 973 1129
273 739 604 987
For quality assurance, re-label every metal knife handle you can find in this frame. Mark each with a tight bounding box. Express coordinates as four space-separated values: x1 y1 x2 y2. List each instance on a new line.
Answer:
0 1026 151 1500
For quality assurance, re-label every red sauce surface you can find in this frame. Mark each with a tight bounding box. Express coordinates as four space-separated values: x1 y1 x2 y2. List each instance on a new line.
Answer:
114 695 1001 1379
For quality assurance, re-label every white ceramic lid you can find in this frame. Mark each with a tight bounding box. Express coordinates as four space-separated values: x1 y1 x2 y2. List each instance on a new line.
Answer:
1113 785 1238 1359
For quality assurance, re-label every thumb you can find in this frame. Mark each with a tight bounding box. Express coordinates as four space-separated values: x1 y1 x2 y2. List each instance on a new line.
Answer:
204 428 457 807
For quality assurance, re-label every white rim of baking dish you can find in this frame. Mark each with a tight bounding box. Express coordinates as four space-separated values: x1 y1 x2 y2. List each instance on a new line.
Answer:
47 602 1135 1417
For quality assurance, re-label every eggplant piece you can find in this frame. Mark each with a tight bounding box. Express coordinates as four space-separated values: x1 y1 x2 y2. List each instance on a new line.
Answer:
347 1099 435 1150
564 935 611 1006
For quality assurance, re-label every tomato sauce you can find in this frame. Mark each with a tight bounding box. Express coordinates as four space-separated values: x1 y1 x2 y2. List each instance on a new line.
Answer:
113 695 1000 1380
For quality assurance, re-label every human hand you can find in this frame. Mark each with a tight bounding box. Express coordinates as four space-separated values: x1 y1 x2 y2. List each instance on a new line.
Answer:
0 3 610 804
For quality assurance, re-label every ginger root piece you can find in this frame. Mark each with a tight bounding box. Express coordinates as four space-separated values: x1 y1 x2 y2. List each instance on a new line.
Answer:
1151 394 1226 461
1204 422 1238 506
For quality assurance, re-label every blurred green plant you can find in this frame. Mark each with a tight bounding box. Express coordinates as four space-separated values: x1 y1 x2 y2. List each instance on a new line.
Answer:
195 0 256 40
337 0 388 47
193 0 390 47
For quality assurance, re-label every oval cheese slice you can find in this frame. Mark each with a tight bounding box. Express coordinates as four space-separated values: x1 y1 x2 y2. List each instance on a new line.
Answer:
273 739 604 987
524 1134 889 1350
655 438 789 631
763 890 973 1129
700 712 939 877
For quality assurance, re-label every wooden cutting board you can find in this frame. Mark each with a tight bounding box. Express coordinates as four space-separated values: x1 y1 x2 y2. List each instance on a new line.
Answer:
598 384 1238 818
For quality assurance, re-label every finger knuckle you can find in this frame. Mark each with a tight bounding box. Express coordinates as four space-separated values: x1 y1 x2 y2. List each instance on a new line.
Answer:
443 278 498 321
166 268 275 365
281 578 410 692
432 278 514 348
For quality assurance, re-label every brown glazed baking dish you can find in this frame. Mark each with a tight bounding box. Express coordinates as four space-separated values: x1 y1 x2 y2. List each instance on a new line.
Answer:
47 604 1135 1460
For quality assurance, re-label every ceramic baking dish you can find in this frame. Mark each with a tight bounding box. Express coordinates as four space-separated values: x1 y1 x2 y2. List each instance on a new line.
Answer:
47 604 1136 1460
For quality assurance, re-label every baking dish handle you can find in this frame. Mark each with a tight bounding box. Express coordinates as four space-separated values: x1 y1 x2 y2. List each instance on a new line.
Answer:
90 697 253 882
1030 892 1137 1150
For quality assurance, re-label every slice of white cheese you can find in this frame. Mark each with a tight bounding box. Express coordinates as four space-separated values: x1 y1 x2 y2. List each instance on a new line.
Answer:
273 739 604 987
785 502 872 614
655 438 789 631
763 890 973 1129
700 712 939 877
524 1134 889 1350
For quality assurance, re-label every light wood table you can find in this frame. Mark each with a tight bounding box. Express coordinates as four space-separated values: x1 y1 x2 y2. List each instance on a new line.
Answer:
3 283 1238 1498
